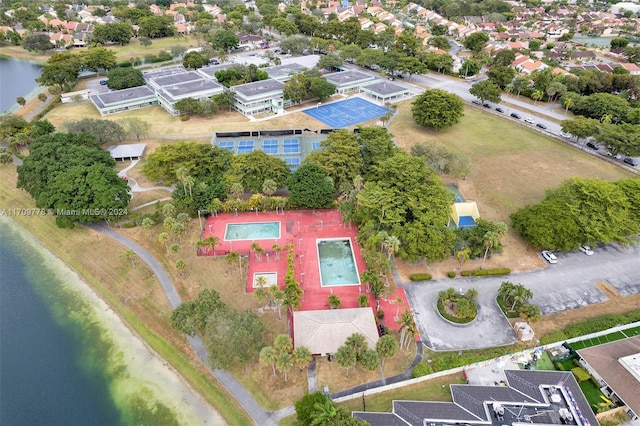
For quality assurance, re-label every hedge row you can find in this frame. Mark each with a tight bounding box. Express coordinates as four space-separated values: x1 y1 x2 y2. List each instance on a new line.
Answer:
540 311 640 345
460 268 511 277
409 273 432 281
412 361 432 378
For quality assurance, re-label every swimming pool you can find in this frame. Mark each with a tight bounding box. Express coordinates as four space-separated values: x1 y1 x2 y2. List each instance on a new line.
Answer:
224 222 281 241
316 238 360 286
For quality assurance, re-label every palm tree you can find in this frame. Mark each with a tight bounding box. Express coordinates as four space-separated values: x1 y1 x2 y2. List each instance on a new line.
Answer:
170 243 181 256
357 294 369 308
345 333 367 360
276 353 293 382
376 334 399 370
250 242 263 261
328 294 341 309
141 217 155 237
272 285 285 320
455 247 470 270
171 221 186 242
498 281 516 309
159 232 170 254
511 284 533 311
466 288 478 301
197 236 220 257
360 349 380 371
481 231 499 269
175 259 187 276
272 244 282 260
261 179 278 197
335 344 357 378
563 96 574 115
520 303 541 322
292 346 312 371
259 346 278 377
230 182 244 199
274 334 293 354
162 203 176 218
226 251 243 281
397 309 416 350
383 235 401 260
209 198 223 217
163 216 176 231
532 89 544 105
124 249 136 268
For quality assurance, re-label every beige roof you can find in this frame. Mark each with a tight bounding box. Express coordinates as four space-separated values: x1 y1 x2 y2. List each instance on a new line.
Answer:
293 308 379 355
578 335 640 416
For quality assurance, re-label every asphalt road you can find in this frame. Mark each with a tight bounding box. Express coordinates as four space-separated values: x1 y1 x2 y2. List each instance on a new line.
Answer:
404 242 640 351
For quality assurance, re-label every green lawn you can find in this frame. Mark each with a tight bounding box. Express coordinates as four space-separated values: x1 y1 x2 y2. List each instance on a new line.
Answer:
533 352 555 371
337 373 467 413
579 379 606 408
105 35 199 62
570 326 640 350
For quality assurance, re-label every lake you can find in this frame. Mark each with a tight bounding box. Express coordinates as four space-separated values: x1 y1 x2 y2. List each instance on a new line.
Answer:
0 219 224 425
0 56 42 113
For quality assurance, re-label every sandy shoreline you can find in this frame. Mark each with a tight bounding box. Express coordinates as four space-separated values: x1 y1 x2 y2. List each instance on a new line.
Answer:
1 216 226 425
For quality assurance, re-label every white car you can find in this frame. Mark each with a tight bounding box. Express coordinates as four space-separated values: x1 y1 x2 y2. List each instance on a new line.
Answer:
541 250 558 264
560 132 572 138
579 245 594 255
524 117 534 124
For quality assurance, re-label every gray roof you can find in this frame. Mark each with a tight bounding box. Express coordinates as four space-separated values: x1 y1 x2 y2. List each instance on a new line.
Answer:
233 79 284 100
362 80 410 96
151 71 202 87
395 401 480 424
107 143 146 160
351 369 600 426
197 63 235 79
323 70 374 87
143 65 186 82
264 63 306 81
352 411 409 426
90 86 156 109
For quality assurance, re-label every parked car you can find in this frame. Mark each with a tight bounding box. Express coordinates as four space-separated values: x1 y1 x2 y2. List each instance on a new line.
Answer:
495 107 504 113
483 102 491 108
579 245 594 255
586 142 599 150
510 113 521 119
99 80 108 86
472 99 482 105
560 132 572 138
209 59 220 65
623 157 639 166
524 117 534 124
541 250 558 264
536 123 547 129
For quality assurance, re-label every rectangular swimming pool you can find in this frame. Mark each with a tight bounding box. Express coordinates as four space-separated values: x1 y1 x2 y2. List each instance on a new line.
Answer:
316 238 361 286
224 222 281 241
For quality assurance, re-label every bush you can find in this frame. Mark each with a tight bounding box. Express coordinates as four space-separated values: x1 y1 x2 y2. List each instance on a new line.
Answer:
496 297 520 318
571 367 591 382
437 297 476 324
460 268 511 277
180 114 190 121
409 273 432 281
116 61 132 68
447 271 456 278
412 361 432 378
38 93 47 102
377 309 384 319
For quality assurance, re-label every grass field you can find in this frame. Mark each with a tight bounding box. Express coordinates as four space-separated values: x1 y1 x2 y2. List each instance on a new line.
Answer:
579 379 605 408
569 326 640 350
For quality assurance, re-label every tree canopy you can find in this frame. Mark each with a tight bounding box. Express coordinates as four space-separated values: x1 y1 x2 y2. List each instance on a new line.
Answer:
16 132 130 228
287 164 335 209
304 129 363 191
411 89 464 130
227 150 291 193
511 178 639 250
470 80 502 104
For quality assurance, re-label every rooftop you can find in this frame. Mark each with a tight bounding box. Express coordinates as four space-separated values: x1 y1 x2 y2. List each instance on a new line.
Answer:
89 86 156 109
362 80 409 96
233 79 284 99
107 143 146 160
323 70 374 86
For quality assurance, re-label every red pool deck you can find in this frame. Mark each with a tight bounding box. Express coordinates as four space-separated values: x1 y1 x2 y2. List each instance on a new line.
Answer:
199 209 409 331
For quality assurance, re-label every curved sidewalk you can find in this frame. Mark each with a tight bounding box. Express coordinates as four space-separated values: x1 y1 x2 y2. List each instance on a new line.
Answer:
89 224 281 425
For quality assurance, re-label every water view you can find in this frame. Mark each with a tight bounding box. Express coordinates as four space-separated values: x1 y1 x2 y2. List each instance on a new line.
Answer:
0 56 42 113
316 238 360 286
0 219 224 425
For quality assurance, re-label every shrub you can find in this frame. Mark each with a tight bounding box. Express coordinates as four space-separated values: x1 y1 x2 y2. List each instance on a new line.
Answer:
540 311 640 344
447 271 456 278
180 114 190 121
412 361 432 378
38 93 47 102
460 268 511 277
571 367 591 382
437 297 477 324
409 273 432 281
116 61 132 68
377 309 384 319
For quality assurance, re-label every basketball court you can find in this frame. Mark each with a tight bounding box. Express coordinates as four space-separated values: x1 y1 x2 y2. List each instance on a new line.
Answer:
303 98 391 128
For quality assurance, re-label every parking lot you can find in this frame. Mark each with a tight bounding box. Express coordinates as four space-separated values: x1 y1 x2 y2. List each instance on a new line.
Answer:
403 242 640 350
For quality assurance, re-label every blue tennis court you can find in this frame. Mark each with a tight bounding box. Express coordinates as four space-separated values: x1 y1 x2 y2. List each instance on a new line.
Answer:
304 98 391 128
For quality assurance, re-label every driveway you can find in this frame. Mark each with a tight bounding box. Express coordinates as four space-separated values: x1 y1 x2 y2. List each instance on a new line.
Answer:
404 242 640 351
